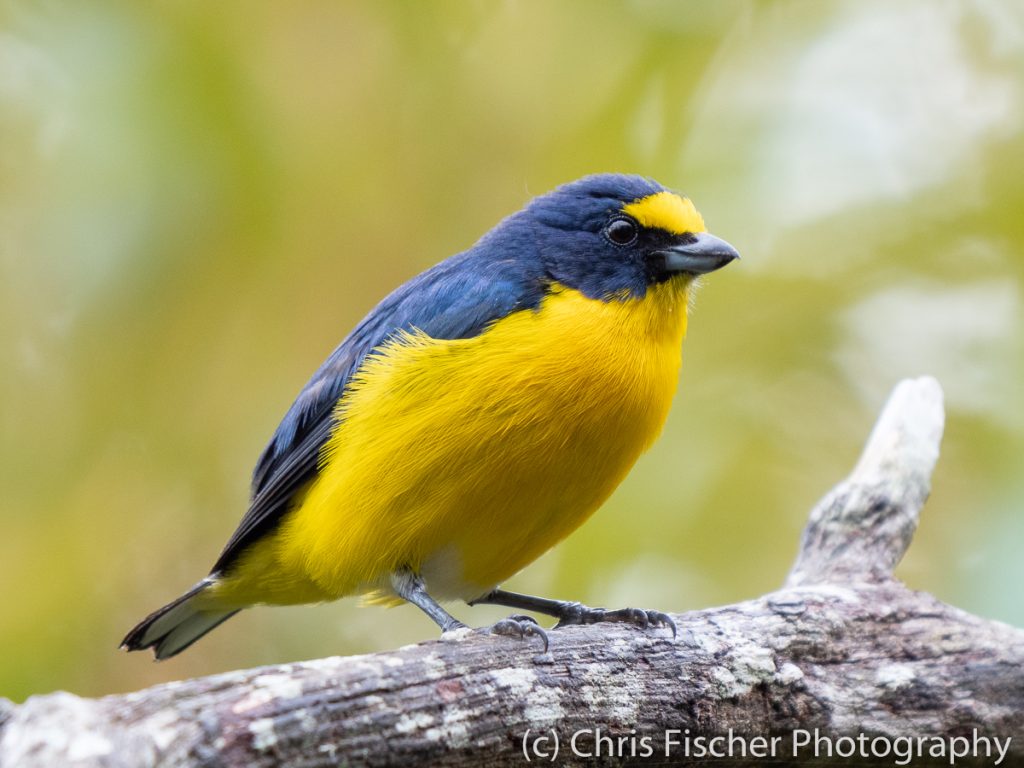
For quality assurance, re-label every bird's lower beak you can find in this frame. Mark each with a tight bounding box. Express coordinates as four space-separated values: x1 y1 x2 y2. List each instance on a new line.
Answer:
656 232 740 276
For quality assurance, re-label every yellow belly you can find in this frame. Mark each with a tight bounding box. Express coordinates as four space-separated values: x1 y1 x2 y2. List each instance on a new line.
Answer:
212 278 691 608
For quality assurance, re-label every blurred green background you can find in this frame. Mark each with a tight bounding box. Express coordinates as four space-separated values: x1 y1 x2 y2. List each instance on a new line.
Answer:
2 0 1022 702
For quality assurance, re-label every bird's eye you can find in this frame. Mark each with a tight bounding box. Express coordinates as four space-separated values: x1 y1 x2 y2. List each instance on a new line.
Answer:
604 217 638 246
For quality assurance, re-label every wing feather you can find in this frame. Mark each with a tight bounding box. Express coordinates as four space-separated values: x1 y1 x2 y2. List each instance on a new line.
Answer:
211 251 545 574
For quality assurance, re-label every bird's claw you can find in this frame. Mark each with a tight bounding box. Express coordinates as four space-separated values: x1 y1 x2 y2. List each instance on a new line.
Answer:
441 619 469 635
488 614 549 653
555 604 677 639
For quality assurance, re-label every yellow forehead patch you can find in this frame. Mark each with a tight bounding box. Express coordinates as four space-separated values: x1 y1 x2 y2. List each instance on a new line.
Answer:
622 191 705 235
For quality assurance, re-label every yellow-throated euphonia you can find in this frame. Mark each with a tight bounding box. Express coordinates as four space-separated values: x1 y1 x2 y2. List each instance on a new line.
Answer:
122 174 738 659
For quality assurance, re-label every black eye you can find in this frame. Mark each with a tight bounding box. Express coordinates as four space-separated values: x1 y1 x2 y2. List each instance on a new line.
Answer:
604 217 638 246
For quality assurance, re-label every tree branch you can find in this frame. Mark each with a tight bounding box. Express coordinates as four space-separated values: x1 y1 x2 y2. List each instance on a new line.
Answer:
3 376 1021 767
787 376 944 587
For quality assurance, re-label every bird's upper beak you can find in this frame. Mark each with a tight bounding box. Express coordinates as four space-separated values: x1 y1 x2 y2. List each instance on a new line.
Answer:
656 232 740 276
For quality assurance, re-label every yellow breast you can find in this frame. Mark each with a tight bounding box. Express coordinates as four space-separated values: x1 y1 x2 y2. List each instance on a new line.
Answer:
216 277 692 608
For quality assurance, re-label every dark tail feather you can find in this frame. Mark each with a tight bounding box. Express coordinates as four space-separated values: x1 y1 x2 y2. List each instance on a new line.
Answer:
121 580 240 660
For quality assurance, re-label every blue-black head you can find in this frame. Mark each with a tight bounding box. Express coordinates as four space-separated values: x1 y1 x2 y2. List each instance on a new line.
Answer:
484 173 738 300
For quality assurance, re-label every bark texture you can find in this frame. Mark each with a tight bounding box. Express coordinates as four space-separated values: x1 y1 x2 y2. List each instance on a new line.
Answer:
3 376 1021 767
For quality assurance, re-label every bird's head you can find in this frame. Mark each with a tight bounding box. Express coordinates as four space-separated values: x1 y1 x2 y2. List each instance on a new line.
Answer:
496 174 738 301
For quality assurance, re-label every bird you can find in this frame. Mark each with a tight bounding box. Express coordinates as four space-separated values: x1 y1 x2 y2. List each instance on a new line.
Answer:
121 173 738 659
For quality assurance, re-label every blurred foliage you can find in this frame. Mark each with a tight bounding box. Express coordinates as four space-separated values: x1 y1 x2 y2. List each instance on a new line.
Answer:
1 0 1022 701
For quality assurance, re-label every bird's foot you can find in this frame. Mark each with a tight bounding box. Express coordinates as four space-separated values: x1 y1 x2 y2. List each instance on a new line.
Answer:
554 602 677 639
487 614 549 652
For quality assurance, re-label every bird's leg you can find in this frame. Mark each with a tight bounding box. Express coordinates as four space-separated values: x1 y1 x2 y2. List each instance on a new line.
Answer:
390 569 466 633
470 588 677 638
392 569 548 650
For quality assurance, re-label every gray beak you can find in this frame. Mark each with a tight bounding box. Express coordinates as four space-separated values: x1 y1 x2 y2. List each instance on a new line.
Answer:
656 232 740 276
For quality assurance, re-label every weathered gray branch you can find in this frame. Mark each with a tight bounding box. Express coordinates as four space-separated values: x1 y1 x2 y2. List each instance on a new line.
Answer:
3 376 1022 767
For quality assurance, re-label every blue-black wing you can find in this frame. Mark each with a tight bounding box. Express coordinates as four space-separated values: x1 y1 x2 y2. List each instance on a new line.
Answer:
211 251 545 574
